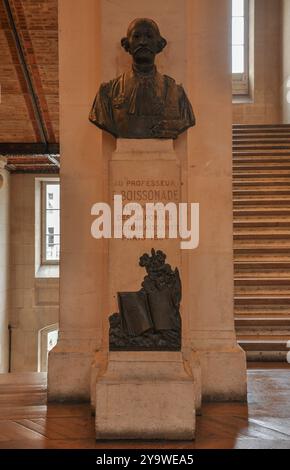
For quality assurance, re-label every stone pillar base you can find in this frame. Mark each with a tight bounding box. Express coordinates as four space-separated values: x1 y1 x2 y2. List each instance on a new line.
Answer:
48 336 99 402
192 346 247 402
95 351 196 440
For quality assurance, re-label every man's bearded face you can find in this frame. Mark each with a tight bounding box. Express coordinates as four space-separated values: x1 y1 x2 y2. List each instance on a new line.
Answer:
127 24 159 65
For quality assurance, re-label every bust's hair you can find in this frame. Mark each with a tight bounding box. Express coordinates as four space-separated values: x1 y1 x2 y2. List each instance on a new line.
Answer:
121 18 167 54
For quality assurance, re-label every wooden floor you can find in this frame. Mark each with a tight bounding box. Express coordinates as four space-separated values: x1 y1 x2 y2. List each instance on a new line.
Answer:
0 364 290 449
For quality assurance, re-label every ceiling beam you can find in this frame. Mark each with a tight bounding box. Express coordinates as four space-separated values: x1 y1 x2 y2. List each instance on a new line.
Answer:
5 165 60 174
0 143 60 155
2 0 50 147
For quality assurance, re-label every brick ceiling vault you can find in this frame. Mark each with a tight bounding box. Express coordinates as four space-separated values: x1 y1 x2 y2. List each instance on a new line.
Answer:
0 0 59 153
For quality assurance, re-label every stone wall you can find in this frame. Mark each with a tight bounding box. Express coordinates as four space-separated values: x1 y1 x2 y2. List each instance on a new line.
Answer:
9 174 59 372
233 0 282 124
0 161 9 373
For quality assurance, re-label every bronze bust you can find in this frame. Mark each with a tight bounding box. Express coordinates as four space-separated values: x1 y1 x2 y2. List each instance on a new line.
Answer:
89 18 195 139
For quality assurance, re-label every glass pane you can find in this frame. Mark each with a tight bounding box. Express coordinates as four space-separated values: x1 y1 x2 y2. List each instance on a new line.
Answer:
232 45 244 73
47 330 58 352
45 183 60 261
46 184 60 210
45 235 60 261
232 17 244 45
232 0 244 17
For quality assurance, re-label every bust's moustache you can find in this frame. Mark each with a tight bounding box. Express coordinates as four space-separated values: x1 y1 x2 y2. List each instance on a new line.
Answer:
133 46 154 54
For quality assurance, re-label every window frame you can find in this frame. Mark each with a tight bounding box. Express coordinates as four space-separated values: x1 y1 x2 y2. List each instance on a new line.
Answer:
232 0 250 96
41 180 60 266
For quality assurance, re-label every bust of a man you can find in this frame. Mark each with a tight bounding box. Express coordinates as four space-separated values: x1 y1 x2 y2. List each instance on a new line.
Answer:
89 18 195 139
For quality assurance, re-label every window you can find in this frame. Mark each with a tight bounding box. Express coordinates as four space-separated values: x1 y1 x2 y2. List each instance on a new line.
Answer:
48 329 58 353
232 0 249 95
42 182 60 264
38 324 59 372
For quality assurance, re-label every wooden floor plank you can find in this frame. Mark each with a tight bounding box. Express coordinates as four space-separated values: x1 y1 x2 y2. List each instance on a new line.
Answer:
0 365 290 449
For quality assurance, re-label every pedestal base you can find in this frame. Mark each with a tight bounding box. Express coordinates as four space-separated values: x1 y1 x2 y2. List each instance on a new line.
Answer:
193 346 247 402
48 335 99 402
95 352 195 440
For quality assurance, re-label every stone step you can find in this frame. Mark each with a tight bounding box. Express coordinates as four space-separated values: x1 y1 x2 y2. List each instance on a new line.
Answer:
238 338 290 361
234 296 290 306
233 126 290 132
233 127 290 131
234 261 290 279
234 199 290 206
233 157 290 164
233 168 290 181
235 274 290 282
233 140 290 146
235 274 290 281
235 254 290 263
234 220 290 228
238 339 289 352
234 271 290 282
234 242 290 252
233 137 290 142
234 181 290 188
234 240 290 248
235 286 290 296
234 249 290 258
238 334 290 341
234 261 290 273
234 246 290 253
235 320 290 345
234 304 290 317
234 208 290 216
235 307 290 316
233 189 290 196
234 179 290 187
234 146 290 152
233 132 290 137
233 164 290 171
233 124 290 129
234 151 290 157
234 232 290 240
235 317 290 328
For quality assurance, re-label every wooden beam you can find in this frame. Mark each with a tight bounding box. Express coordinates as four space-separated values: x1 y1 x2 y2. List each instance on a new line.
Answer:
7 156 53 165
5 165 60 174
0 143 60 155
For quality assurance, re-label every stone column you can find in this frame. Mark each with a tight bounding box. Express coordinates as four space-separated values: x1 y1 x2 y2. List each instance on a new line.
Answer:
47 0 109 401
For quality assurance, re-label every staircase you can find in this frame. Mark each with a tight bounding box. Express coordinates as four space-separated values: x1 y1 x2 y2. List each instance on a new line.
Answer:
233 124 290 361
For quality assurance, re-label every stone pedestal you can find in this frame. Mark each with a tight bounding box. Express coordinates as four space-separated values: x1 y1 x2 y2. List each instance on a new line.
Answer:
108 139 181 315
95 352 195 440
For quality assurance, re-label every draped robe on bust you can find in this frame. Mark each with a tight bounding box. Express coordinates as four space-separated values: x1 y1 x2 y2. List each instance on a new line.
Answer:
89 66 195 139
